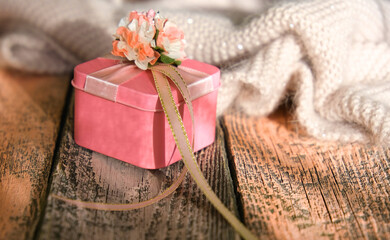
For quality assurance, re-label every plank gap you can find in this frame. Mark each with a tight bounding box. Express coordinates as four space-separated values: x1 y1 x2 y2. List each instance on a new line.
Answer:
220 115 248 227
32 78 73 240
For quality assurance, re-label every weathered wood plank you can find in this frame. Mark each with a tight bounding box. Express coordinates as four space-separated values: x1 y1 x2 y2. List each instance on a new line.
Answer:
37 92 239 240
0 69 69 240
222 108 390 239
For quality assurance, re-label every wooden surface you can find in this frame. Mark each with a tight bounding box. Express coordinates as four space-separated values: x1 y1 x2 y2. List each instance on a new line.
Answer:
222 109 390 239
0 69 69 240
37 92 239 240
2 68 390 240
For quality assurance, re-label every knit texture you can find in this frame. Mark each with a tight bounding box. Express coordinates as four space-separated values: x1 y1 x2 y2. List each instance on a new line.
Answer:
1 0 389 144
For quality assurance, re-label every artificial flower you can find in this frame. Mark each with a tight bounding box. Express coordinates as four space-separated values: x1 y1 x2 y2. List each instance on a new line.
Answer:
111 10 186 69
155 14 186 60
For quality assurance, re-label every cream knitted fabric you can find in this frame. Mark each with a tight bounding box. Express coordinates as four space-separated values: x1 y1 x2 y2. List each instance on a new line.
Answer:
1 0 389 144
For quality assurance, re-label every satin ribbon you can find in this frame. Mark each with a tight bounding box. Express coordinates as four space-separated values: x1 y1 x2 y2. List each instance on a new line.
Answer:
53 63 257 240
77 62 215 112
150 65 257 240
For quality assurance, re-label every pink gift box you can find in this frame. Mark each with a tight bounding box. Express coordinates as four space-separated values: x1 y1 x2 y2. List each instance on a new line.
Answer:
72 58 220 169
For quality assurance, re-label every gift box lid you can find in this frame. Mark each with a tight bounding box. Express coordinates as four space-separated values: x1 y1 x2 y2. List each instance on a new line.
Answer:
73 58 220 111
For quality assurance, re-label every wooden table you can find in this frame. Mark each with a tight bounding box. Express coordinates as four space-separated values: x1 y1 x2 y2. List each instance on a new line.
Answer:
1 69 389 240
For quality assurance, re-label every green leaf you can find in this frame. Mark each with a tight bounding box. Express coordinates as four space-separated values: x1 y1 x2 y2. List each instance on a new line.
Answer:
154 29 159 41
173 60 182 66
160 54 176 64
155 46 165 53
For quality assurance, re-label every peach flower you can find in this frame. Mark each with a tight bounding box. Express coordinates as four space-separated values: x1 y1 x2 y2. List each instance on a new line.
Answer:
155 13 186 60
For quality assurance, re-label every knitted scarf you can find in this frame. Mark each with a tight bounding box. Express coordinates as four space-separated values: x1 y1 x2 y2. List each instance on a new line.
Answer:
1 0 389 144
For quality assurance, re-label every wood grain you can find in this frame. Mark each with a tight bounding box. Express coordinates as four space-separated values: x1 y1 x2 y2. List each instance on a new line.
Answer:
222 108 390 239
0 69 69 240
37 92 240 240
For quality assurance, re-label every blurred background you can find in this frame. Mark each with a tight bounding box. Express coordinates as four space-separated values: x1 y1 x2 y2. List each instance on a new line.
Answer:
0 0 276 74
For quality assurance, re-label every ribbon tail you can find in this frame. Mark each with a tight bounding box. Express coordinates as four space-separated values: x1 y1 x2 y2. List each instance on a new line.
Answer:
151 70 258 240
51 166 188 211
151 64 195 148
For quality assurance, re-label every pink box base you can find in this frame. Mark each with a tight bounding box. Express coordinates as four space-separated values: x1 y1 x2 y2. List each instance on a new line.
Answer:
73 58 220 169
